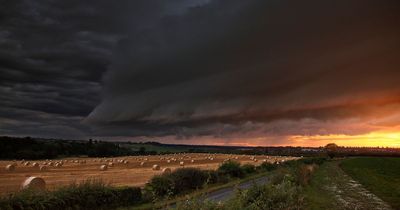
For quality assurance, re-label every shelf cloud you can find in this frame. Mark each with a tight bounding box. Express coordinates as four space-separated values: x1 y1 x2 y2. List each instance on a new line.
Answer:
1 0 400 145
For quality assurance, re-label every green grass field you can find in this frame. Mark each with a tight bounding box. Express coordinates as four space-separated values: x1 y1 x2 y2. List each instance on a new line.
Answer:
340 157 400 209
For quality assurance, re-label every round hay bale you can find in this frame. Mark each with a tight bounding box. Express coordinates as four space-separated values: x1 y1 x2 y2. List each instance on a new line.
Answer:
191 159 195 163
167 160 171 163
24 162 30 166
21 177 46 191
48 162 54 166
32 162 39 167
179 161 184 166
108 162 114 167
152 164 160 170
39 165 47 171
55 163 62 167
123 160 129 164
254 159 258 162
209 158 214 161
5 164 15 172
100 165 108 171
140 162 145 166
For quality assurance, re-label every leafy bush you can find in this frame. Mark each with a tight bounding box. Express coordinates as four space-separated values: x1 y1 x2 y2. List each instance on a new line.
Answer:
0 180 142 210
148 175 174 197
241 164 256 174
147 168 209 197
225 177 303 210
174 199 223 210
204 170 228 185
257 162 277 172
170 168 208 194
218 161 244 178
293 164 315 186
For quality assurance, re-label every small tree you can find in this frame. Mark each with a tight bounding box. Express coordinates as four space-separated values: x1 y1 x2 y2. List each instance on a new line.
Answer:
325 143 338 159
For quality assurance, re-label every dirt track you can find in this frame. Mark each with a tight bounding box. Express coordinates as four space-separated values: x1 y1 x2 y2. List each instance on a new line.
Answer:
0 153 296 195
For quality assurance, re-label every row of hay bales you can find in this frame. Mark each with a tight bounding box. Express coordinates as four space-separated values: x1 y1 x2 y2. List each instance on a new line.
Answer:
17 167 175 192
5 154 292 173
5 160 65 172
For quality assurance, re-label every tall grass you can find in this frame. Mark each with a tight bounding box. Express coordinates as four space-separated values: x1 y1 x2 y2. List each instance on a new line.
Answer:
0 180 142 210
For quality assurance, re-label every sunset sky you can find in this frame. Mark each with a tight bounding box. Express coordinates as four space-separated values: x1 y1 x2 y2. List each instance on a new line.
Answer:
1 0 400 147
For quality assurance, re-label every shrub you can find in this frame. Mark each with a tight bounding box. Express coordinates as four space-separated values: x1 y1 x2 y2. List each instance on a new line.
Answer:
293 164 317 186
175 199 223 210
204 170 226 185
0 180 142 210
241 164 256 174
225 177 303 210
257 162 277 172
169 168 208 194
115 186 142 205
218 161 244 178
147 168 208 197
148 175 174 197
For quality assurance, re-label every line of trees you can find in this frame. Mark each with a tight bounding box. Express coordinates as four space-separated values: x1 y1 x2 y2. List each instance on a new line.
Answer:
0 136 155 160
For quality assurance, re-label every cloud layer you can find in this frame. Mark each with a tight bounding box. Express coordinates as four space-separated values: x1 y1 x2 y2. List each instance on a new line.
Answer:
1 0 400 145
87 0 400 142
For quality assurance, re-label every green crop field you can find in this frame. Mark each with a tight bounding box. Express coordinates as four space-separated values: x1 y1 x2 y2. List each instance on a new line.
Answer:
340 157 400 209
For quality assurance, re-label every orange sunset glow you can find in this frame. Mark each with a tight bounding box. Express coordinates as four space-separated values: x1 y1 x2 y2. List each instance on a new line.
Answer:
289 132 400 148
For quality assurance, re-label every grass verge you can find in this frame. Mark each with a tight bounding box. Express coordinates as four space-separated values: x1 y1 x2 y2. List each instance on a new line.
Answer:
340 157 400 209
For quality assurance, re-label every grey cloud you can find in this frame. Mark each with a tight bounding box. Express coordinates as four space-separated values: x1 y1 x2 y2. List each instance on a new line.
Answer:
1 0 400 142
87 0 400 139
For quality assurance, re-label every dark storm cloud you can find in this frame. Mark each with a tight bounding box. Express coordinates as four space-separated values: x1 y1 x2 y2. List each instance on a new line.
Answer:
0 0 215 138
2 0 400 142
87 0 400 139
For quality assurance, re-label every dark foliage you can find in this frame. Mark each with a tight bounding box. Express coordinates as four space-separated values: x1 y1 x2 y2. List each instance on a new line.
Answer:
257 162 278 172
218 161 245 178
0 181 142 210
0 136 152 159
241 164 256 174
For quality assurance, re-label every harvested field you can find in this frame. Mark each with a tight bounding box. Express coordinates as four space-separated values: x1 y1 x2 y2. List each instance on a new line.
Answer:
0 153 297 195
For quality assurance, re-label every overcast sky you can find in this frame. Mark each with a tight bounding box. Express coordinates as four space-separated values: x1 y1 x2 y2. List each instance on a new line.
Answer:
1 0 400 146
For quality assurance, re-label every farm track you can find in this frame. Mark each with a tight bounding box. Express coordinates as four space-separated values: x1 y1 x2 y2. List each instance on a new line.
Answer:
317 161 393 210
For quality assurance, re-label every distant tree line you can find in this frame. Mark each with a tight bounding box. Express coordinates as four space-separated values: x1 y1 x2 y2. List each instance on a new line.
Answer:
0 136 155 160
1 136 399 160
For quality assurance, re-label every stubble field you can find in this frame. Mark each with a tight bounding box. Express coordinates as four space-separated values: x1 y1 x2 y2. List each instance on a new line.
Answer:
0 153 297 195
